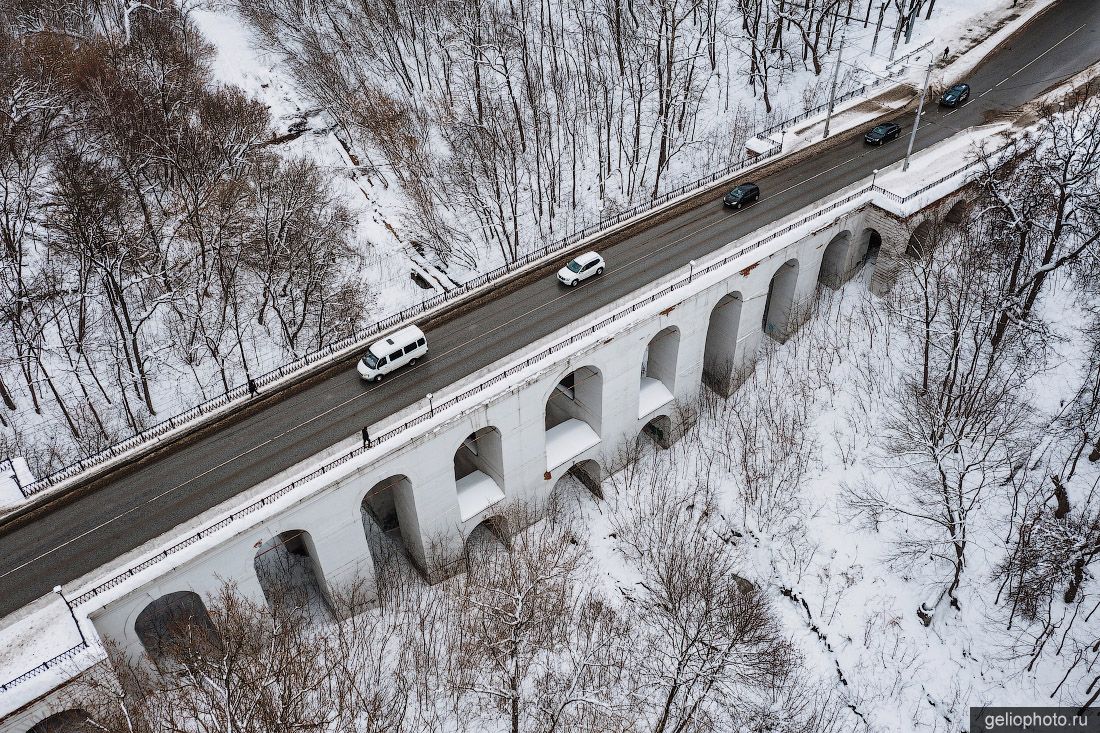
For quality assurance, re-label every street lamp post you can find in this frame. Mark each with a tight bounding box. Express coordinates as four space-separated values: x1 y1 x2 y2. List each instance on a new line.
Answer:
689 260 696 282
427 392 434 417
903 57 934 173
872 168 879 187
54 585 86 646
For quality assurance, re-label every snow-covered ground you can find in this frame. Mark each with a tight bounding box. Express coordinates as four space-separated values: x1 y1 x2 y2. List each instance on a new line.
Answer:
551 269 1100 729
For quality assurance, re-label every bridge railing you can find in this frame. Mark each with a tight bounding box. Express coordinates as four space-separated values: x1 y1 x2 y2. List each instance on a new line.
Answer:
756 69 906 140
0 642 89 694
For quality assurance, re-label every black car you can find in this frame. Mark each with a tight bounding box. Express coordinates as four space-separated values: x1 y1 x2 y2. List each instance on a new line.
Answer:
939 82 971 108
723 182 760 209
864 122 902 145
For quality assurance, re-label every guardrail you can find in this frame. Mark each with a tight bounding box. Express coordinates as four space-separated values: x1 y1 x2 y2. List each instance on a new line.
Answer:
756 69 906 140
0 642 88 694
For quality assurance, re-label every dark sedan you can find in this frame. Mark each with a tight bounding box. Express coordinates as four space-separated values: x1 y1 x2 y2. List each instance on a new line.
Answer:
723 182 760 209
939 82 971 108
864 122 902 145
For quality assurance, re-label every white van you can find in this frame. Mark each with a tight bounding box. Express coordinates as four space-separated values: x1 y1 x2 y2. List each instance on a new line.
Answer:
357 325 427 382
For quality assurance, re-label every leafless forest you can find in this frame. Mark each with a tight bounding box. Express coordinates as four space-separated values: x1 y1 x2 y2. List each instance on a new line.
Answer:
237 0 928 267
0 0 943 478
0 0 372 476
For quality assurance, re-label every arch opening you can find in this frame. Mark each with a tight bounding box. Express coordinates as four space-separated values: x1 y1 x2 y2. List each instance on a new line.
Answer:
762 259 799 342
818 230 851 288
254 529 331 618
640 414 673 450
27 710 93 733
944 199 970 225
855 227 882 284
464 515 510 561
640 326 679 418
906 220 934 259
545 366 603 471
455 426 506 522
361 474 417 574
702 292 743 396
551 459 603 504
134 591 220 666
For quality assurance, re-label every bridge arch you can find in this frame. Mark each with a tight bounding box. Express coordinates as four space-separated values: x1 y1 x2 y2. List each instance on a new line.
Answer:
762 258 800 341
640 326 679 418
550 459 603 509
640 414 673 449
464 514 510 555
545 365 603 471
855 227 882 264
360 474 416 573
906 219 934 259
818 230 852 288
134 590 219 666
944 198 970 224
254 529 331 616
455 426 506 522
702 292 743 396
27 710 92 733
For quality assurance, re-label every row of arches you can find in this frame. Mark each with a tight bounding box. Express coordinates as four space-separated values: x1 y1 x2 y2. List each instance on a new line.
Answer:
122 224 886 668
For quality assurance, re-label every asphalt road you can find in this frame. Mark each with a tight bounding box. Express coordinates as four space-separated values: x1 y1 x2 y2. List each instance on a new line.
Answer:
1 0 1098 621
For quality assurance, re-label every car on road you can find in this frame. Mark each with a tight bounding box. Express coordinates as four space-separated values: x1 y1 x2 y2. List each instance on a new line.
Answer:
357 324 427 382
939 82 971 108
864 122 902 145
557 251 605 286
723 182 760 210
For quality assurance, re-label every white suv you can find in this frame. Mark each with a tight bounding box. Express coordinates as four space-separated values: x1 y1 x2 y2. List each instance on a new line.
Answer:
557 252 605 286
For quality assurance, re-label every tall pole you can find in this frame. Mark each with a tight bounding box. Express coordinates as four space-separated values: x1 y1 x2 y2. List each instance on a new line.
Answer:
55 585 86 646
903 58 934 172
823 33 846 139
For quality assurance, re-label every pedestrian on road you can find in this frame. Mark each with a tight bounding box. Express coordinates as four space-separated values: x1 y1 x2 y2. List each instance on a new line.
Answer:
942 46 950 61
247 378 258 396
362 427 370 447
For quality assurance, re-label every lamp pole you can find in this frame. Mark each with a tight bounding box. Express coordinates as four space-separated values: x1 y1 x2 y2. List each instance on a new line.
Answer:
427 392 434 417
872 168 879 187
55 585 86 646
689 260 696 282
903 57 934 173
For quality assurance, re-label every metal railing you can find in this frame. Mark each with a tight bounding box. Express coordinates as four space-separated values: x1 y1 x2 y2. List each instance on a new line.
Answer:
756 69 906 140
0 642 89 693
